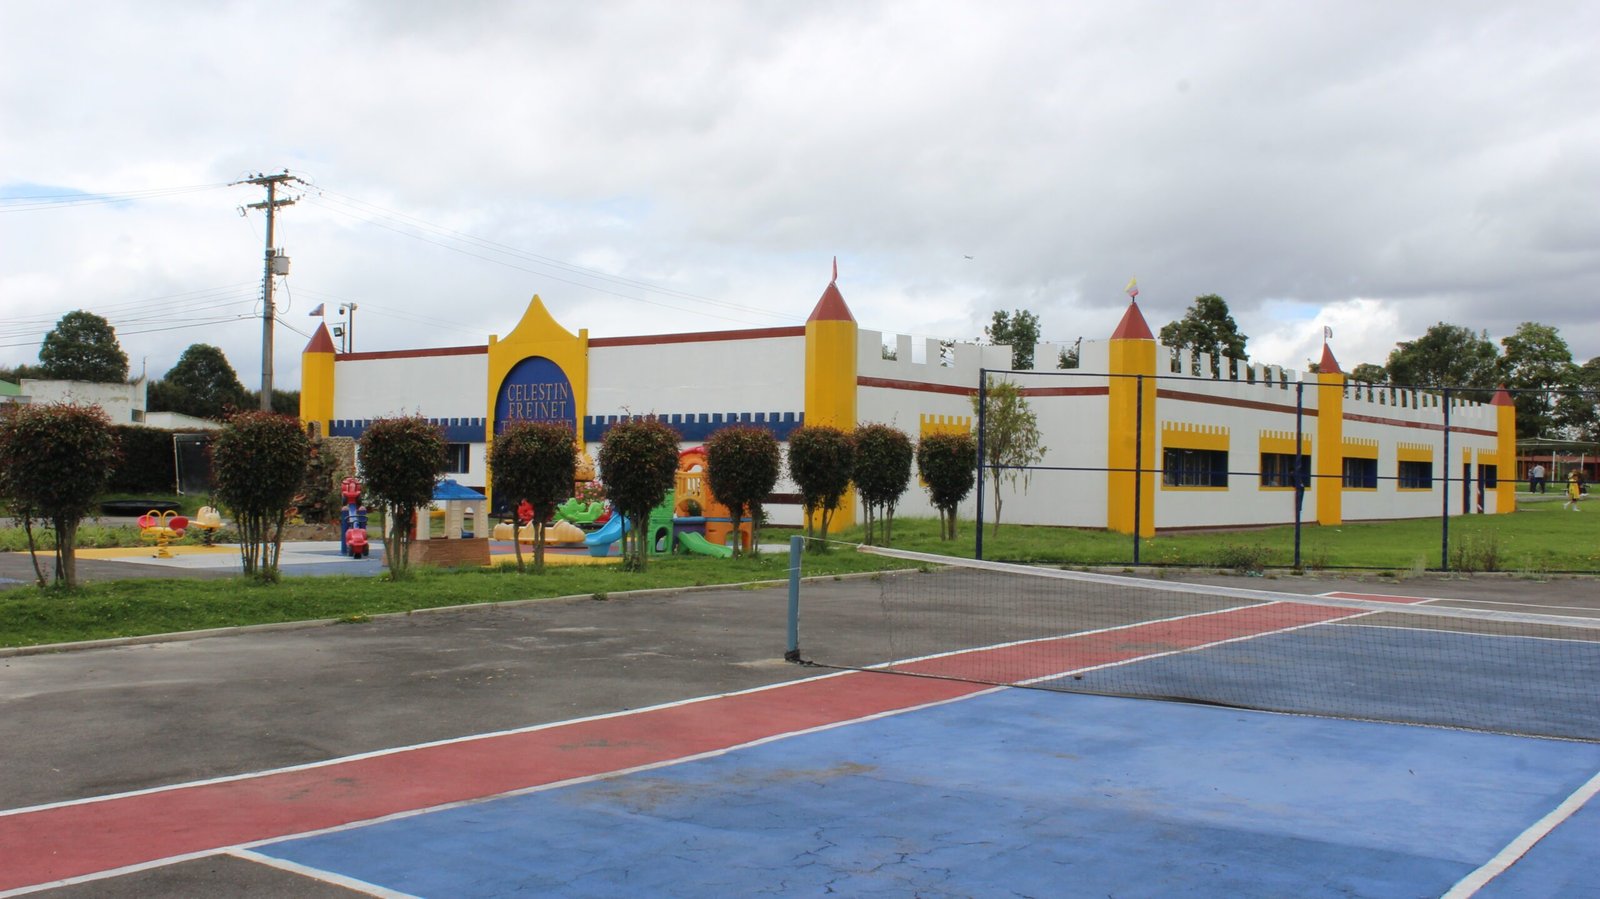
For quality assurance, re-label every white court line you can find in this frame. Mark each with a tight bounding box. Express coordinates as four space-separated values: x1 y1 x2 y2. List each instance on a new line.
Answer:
1443 767 1600 897
227 850 420 899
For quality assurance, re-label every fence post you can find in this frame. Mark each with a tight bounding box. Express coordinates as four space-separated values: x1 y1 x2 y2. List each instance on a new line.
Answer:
975 369 987 561
1294 381 1304 570
1441 388 1452 571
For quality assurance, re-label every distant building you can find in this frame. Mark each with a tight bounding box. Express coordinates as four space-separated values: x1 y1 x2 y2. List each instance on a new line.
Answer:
5 379 222 430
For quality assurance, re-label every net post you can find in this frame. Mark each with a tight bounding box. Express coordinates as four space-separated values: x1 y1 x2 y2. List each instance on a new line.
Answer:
785 535 803 662
1441 387 1452 571
975 368 987 560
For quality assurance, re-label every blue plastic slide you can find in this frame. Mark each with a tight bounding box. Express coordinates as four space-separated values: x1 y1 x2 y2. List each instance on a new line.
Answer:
583 514 628 548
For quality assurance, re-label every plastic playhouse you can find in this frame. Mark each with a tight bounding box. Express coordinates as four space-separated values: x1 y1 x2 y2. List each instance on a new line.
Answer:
670 446 752 556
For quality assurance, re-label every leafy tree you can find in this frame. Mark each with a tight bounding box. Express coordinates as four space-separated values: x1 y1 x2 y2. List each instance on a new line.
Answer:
597 418 681 571
0 403 119 587
706 425 782 557
1159 294 1248 377
38 311 129 383
917 431 977 540
245 388 300 415
212 411 311 581
0 363 42 384
1556 357 1600 441
1057 339 1081 370
149 344 248 420
490 421 579 573
984 309 1042 370
1500 322 1576 439
295 437 341 525
852 423 913 546
1384 323 1499 394
358 416 448 579
1349 363 1388 384
973 377 1046 533
787 425 855 550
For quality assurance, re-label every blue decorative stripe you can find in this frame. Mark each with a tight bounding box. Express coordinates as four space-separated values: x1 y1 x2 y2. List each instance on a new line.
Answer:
584 411 804 442
328 417 487 442
329 412 802 444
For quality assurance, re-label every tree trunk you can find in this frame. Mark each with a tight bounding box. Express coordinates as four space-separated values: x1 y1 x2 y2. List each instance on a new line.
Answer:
512 520 525 572
533 521 546 574
57 518 77 588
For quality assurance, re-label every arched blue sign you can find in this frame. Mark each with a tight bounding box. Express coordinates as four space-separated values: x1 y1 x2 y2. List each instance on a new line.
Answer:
494 356 575 434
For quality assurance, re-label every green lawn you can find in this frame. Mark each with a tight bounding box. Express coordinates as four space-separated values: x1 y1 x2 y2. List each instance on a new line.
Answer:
0 548 900 649
832 494 1600 574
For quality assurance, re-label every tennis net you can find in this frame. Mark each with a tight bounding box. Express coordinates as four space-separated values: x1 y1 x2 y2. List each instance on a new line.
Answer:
791 546 1600 742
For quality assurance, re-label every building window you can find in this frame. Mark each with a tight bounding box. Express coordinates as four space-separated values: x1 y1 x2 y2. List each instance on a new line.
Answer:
445 443 470 474
1480 464 1498 488
1259 452 1309 488
1343 457 1377 489
1163 448 1228 488
1398 460 1433 489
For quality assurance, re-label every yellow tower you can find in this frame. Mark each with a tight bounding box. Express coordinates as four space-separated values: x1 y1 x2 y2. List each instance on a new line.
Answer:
802 260 858 529
1314 344 1345 526
298 324 337 436
1491 386 1517 514
1105 301 1156 537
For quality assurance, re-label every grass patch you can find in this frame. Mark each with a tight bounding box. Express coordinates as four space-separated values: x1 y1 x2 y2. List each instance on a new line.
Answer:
831 497 1600 573
0 550 899 649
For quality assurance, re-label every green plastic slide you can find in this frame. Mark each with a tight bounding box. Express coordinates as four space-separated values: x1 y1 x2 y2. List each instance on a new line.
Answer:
676 531 733 558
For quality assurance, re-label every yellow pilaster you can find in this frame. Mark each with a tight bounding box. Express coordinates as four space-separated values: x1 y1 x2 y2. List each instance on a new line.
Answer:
1314 347 1345 526
1106 303 1156 537
1492 387 1517 514
802 272 858 529
298 324 337 437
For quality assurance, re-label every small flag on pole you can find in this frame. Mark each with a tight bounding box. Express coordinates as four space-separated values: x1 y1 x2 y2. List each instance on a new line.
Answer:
832 256 838 282
1324 326 1333 340
309 303 325 317
1125 278 1139 300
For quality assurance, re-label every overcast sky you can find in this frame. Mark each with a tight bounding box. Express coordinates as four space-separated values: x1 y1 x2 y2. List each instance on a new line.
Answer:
3 1 1597 392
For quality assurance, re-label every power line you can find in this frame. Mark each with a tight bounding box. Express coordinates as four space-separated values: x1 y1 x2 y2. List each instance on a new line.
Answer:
0 182 230 212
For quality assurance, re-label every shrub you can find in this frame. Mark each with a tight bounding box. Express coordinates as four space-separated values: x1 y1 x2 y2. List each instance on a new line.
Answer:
107 425 179 493
917 431 977 540
787 425 855 550
490 421 579 573
212 412 310 580
598 418 680 571
853 423 914 546
0 403 120 587
358 416 448 579
706 425 781 557
1213 543 1274 574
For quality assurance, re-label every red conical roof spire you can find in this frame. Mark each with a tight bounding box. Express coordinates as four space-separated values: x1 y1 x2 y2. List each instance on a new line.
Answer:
808 258 854 323
1491 385 1514 406
305 322 337 354
1318 343 1341 375
1110 299 1153 340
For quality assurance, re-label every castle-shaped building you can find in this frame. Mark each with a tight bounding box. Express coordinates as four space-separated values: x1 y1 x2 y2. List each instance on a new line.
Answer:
300 267 1515 531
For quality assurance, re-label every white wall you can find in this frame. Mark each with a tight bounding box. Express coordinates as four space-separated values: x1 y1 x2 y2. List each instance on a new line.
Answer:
19 378 147 424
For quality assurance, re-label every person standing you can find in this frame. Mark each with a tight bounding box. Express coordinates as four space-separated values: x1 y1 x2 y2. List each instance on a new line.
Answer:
1564 470 1583 511
1529 462 1546 494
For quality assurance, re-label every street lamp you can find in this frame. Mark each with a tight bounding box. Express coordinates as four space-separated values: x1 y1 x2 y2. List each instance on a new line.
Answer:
338 303 358 353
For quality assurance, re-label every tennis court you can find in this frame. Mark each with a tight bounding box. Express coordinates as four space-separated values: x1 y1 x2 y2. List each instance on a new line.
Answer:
2 552 1597 896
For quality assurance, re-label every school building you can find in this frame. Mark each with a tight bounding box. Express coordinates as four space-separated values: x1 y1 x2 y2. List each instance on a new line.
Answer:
298 267 1515 532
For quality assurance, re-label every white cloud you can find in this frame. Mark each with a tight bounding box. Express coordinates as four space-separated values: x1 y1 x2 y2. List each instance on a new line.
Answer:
3 0 1598 391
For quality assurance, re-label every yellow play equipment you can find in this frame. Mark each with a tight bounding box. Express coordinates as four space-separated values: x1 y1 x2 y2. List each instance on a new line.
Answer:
191 506 224 545
138 510 189 558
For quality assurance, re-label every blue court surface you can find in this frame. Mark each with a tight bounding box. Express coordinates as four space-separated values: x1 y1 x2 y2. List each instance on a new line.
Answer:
253 684 1600 897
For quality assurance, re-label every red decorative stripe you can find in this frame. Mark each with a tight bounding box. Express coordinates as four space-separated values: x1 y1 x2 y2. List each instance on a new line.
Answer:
341 345 487 361
590 326 804 348
1342 412 1496 438
858 377 1107 398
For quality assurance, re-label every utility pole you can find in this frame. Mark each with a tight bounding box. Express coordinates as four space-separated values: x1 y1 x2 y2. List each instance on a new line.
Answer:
236 171 302 410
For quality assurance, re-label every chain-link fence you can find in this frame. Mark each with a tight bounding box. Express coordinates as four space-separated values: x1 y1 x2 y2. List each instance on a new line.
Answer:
971 366 1599 573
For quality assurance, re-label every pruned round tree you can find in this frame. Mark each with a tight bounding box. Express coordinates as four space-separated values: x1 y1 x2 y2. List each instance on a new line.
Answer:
597 417 680 571
358 416 448 578
853 423 913 546
38 310 130 383
212 411 311 581
786 424 855 550
490 421 579 573
0 402 119 587
917 431 977 540
705 425 781 557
